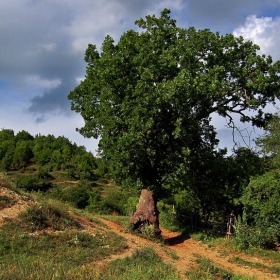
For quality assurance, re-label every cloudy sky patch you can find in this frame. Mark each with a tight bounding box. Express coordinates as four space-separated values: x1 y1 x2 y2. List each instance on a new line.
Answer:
0 0 279 152
233 15 280 60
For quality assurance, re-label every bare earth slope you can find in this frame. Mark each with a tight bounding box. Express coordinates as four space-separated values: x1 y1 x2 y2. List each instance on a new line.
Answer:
0 184 279 280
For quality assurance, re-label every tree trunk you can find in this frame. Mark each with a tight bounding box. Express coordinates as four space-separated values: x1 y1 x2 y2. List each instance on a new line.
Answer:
130 189 161 236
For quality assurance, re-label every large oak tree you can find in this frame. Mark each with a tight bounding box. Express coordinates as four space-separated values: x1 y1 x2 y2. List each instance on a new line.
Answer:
68 9 280 231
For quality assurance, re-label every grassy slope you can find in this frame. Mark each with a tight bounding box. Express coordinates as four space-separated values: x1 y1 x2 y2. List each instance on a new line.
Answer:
1 169 280 280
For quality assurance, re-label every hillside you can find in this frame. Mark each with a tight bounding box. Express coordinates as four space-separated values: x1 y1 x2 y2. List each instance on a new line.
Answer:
1 173 279 280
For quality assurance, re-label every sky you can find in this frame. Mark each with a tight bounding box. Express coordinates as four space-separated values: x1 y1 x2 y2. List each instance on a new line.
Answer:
0 0 280 154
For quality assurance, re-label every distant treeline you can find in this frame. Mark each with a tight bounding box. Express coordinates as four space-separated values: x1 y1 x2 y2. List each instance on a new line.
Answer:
0 128 108 179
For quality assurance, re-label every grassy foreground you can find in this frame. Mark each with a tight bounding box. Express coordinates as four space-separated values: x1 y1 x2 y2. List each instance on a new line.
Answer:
0 198 181 280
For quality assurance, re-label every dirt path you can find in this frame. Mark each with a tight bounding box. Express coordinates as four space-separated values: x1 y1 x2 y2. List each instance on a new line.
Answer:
95 217 280 280
0 183 279 280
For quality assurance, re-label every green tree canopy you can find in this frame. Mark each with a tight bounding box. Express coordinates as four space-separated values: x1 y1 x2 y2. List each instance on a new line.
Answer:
68 9 280 197
15 130 34 143
255 113 280 169
237 112 280 247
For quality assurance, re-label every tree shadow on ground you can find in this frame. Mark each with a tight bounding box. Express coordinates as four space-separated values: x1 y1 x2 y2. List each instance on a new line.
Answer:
164 233 190 246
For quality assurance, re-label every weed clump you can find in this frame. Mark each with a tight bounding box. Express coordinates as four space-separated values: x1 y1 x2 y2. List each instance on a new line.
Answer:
17 202 78 231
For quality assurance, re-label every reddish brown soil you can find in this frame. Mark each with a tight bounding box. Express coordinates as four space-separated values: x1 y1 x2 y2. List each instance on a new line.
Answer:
96 218 280 280
0 183 279 279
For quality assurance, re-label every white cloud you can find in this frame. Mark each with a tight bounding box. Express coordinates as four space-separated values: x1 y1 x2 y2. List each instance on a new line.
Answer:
75 77 84 84
25 75 62 89
233 15 280 61
40 43 57 52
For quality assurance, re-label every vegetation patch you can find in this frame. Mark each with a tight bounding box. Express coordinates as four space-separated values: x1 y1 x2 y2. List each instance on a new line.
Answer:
186 256 254 280
0 195 16 210
16 202 78 232
0 211 126 279
95 247 181 280
230 256 280 277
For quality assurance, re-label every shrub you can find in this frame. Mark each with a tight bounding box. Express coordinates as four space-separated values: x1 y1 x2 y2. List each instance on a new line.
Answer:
16 175 38 191
239 170 280 248
235 216 280 250
66 167 76 180
49 180 93 209
18 202 77 231
85 191 105 213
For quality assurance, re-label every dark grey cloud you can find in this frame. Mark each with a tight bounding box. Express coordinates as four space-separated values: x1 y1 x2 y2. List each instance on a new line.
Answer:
0 0 279 133
35 115 47 124
0 0 185 120
27 79 77 115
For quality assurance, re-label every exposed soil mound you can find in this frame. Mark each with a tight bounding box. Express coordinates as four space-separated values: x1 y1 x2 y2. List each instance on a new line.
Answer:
0 181 34 226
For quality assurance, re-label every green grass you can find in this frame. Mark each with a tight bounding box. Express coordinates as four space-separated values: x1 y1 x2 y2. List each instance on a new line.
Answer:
186 255 256 280
95 247 182 280
98 214 131 228
191 231 280 264
0 202 127 280
231 256 280 276
168 250 179 260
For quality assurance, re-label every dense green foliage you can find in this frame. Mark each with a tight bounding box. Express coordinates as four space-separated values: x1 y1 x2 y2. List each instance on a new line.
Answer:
236 114 280 248
69 9 279 188
68 9 280 227
0 129 98 179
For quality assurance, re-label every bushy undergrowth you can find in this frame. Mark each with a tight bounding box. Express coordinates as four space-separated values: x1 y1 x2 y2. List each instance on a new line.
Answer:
234 218 280 250
158 202 182 232
49 180 94 209
17 202 78 231
16 172 53 192
87 190 138 216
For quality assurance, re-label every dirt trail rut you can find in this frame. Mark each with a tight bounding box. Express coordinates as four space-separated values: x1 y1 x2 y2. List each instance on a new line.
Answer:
96 217 279 280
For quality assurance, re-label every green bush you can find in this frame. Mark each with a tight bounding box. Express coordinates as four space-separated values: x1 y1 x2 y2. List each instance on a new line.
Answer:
49 180 93 209
66 167 77 180
17 203 78 231
85 191 106 213
16 175 39 191
37 167 53 180
235 216 280 250
239 170 280 248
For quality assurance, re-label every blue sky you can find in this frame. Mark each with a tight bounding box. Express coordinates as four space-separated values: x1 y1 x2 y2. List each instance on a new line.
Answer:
0 0 280 154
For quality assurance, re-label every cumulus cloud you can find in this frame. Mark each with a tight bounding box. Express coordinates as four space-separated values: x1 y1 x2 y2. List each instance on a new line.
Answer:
1 0 280 151
0 0 185 119
25 75 61 89
40 43 57 52
233 15 280 61
178 0 280 33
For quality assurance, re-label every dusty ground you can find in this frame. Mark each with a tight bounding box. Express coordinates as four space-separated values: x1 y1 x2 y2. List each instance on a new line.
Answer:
0 182 35 227
0 181 279 280
95 218 280 280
